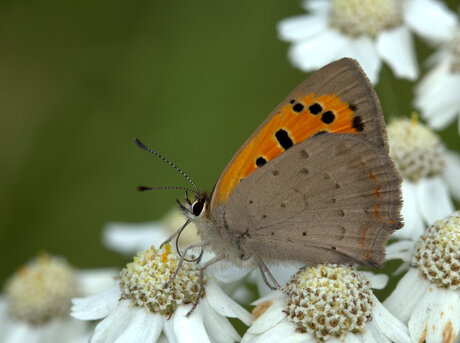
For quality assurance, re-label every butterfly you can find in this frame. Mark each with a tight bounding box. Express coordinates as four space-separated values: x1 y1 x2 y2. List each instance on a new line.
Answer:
136 57 402 313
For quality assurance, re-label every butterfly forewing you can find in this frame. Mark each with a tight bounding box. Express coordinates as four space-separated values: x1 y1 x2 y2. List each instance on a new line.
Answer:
210 58 387 209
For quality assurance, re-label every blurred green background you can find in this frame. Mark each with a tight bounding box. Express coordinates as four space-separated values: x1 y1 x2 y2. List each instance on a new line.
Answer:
1 0 459 286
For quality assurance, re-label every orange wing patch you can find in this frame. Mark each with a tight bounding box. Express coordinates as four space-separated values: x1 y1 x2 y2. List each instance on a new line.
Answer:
214 93 361 204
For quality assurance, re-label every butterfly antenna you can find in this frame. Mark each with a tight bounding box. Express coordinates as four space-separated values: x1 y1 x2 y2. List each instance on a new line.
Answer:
134 138 201 196
137 186 198 195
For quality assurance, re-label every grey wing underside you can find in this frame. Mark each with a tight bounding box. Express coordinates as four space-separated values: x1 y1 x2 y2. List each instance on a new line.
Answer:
221 133 402 268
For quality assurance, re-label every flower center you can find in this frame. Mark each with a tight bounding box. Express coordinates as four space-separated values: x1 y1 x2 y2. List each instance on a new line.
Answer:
285 265 374 342
119 244 203 316
415 211 460 289
329 0 403 37
450 29 460 73
4 254 78 324
388 117 445 182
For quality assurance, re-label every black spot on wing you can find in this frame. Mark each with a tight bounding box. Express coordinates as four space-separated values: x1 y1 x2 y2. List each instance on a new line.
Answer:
309 103 322 115
353 116 364 132
256 157 267 167
275 129 293 150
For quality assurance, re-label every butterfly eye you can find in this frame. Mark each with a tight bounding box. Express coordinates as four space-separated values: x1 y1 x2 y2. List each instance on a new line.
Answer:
192 199 205 217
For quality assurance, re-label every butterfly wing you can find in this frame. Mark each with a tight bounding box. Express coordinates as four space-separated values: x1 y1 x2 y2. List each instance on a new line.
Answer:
209 58 387 209
220 133 402 268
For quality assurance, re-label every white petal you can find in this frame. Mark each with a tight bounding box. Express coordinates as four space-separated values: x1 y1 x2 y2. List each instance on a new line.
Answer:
251 320 298 343
71 285 121 320
201 300 240 343
103 221 169 254
393 180 424 240
280 334 313 343
415 177 454 225
278 14 328 42
339 36 381 84
251 290 286 305
76 269 119 296
444 151 460 201
114 307 162 343
301 0 330 13
376 26 418 80
404 0 458 44
248 300 286 334
372 299 411 343
90 300 133 343
415 60 460 130
1 322 39 343
205 280 252 325
384 269 431 323
173 305 211 343
256 263 302 297
360 272 388 290
208 262 250 283
385 240 414 263
408 286 460 343
362 321 391 343
162 315 178 343
288 29 349 72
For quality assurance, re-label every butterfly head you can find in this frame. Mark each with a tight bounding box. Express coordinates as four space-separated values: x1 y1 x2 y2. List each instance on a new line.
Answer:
178 190 208 221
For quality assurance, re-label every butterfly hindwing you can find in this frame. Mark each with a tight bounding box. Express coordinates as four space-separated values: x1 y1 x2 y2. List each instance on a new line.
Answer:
220 133 402 268
210 58 387 208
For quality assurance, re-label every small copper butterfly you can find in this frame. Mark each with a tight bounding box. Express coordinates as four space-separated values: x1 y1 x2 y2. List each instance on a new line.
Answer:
136 58 402 311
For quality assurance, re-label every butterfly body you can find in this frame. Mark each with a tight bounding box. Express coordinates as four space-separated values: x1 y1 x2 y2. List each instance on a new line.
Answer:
184 58 402 269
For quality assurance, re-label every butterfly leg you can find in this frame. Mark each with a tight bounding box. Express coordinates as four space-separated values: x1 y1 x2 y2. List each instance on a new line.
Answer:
160 219 191 249
255 255 288 295
166 241 208 287
186 253 225 317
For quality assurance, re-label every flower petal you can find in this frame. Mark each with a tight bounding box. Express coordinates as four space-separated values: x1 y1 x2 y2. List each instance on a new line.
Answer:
103 221 169 254
76 268 118 296
404 0 457 43
278 14 328 42
205 280 252 325
376 26 418 80
250 320 298 343
372 298 411 343
415 177 454 225
287 29 349 72
114 307 162 343
362 321 391 343
173 305 211 343
248 299 286 334
393 180 424 240
71 285 120 320
385 240 414 262
408 286 460 343
339 36 381 84
201 300 240 343
162 315 178 343
301 0 330 13
90 300 133 342
384 269 431 323
360 272 388 290
444 151 460 202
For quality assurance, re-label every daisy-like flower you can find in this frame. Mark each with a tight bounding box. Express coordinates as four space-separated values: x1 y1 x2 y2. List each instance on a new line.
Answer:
384 211 460 343
387 116 460 240
0 254 115 343
242 264 410 343
278 0 457 83
71 244 252 343
415 26 460 133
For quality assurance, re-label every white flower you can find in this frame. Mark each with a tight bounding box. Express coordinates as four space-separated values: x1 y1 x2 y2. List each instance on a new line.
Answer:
387 117 460 240
384 212 460 343
0 254 116 343
242 264 410 343
415 26 460 133
71 245 252 343
278 0 457 83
